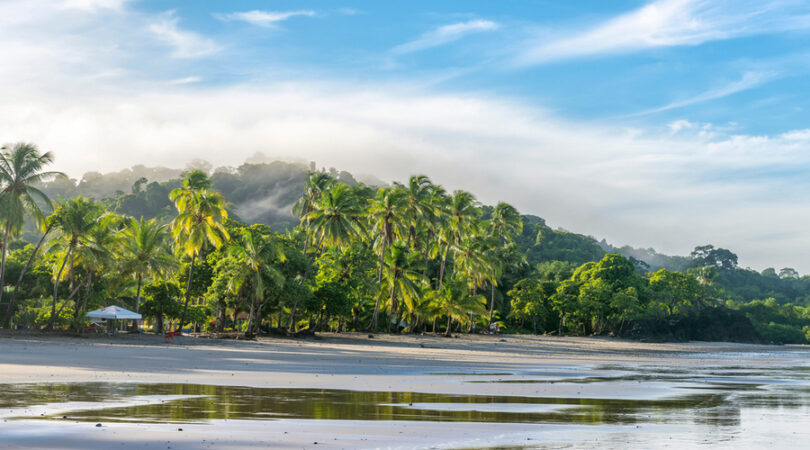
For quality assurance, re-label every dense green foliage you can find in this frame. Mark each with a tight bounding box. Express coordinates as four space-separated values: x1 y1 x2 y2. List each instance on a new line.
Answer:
2 143 810 343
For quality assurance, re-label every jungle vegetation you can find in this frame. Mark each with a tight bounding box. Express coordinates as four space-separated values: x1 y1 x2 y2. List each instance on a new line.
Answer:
2 142 809 343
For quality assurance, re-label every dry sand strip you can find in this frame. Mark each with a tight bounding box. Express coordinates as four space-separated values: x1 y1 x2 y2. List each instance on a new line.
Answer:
0 333 805 394
0 333 808 449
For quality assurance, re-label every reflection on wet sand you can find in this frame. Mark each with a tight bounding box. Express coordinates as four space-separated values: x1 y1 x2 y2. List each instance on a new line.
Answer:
2 362 808 432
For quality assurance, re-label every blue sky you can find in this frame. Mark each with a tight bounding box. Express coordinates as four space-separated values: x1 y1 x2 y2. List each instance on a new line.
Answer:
123 0 810 133
2 0 810 271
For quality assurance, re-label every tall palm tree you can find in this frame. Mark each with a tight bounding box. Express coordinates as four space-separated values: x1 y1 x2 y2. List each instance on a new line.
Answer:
436 190 480 286
485 202 523 327
367 187 407 281
120 217 176 313
4 216 55 328
376 243 425 332
0 143 63 313
170 171 229 329
452 232 493 293
229 226 285 333
293 171 335 257
47 197 104 329
489 202 523 244
70 213 127 318
288 183 364 331
397 175 434 249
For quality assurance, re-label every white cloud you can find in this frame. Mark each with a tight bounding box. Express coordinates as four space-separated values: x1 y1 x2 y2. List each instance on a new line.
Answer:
59 0 130 12
149 12 221 58
5 79 810 271
215 10 316 27
393 20 499 54
516 0 810 65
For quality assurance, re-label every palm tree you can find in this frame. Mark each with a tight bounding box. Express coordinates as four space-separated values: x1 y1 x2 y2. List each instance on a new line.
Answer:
305 183 365 250
436 190 479 286
367 187 407 281
3 216 55 328
485 202 523 327
489 202 523 244
397 175 434 249
70 213 127 319
293 171 335 257
120 217 175 313
47 197 104 329
452 232 493 293
288 183 364 331
426 277 487 337
376 243 425 332
0 143 63 315
229 226 285 334
170 171 229 329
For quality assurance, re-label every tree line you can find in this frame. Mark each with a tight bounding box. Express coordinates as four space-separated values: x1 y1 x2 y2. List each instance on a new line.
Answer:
1 142 809 343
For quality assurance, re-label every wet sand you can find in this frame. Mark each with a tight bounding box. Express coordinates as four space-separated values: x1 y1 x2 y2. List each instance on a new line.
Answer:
0 333 808 449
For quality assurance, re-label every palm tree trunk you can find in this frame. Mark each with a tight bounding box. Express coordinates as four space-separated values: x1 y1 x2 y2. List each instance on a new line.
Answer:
49 246 72 330
438 250 448 288
4 223 53 328
54 281 84 319
0 221 11 312
368 292 383 331
81 272 92 315
134 274 143 313
246 292 256 335
387 281 397 333
445 315 453 337
178 253 196 330
288 244 318 332
488 282 496 329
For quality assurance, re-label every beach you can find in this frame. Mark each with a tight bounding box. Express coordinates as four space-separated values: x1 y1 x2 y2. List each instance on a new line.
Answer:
1 333 808 449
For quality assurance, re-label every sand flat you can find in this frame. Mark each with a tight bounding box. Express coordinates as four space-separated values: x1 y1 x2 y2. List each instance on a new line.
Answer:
0 333 808 449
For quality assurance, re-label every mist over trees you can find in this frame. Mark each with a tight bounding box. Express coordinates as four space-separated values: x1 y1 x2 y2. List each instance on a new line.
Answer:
2 146 810 344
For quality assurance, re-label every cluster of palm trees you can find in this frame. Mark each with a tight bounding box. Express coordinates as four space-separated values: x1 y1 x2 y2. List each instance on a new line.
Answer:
0 142 523 336
0 144 221 331
295 172 523 335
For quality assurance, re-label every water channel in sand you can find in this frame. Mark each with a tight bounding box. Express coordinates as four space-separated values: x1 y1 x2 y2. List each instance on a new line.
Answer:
1 357 809 448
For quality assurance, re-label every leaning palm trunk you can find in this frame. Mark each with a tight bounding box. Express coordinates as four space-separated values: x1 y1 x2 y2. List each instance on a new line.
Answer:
49 246 72 330
134 274 143 313
54 281 84 322
178 254 196 330
445 315 453 337
0 222 11 311
368 293 383 331
4 223 53 328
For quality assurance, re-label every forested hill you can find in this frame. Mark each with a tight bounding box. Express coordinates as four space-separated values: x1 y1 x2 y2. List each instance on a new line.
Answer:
38 159 810 308
40 160 362 231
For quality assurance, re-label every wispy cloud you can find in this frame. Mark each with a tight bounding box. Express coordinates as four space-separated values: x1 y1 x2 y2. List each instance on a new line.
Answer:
337 8 361 16
149 12 221 58
516 0 810 65
215 10 316 27
167 76 202 85
632 71 778 116
393 20 499 54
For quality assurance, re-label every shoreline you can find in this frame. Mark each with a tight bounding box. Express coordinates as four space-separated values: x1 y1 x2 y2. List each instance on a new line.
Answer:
1 333 808 449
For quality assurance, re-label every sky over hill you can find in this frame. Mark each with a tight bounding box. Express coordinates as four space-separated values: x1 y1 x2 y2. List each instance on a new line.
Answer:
2 0 810 271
